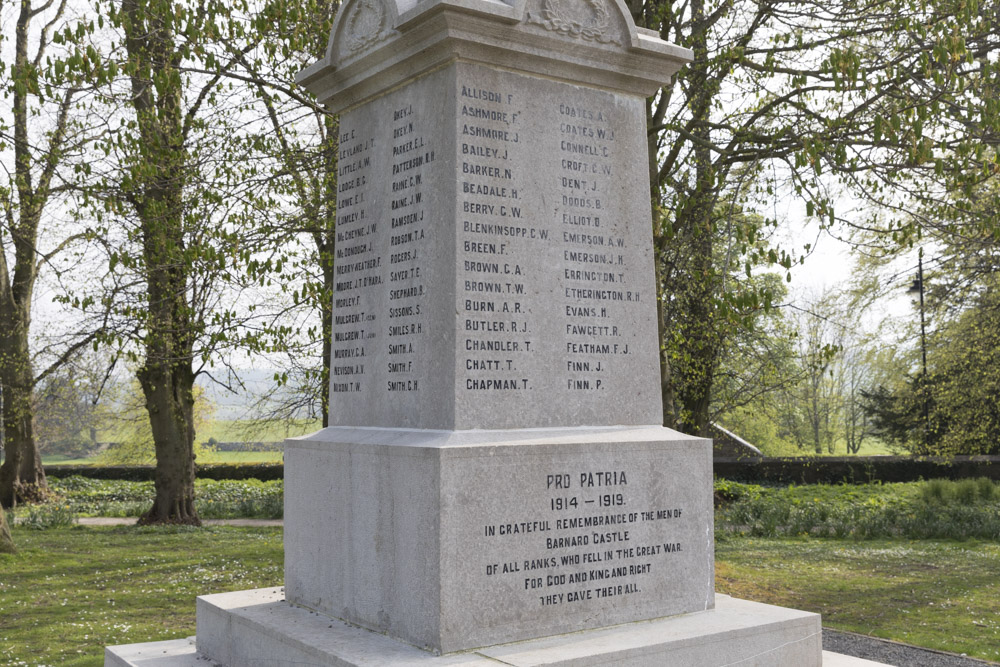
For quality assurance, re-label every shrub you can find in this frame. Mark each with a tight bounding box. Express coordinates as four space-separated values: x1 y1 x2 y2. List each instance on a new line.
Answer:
48 476 283 519
713 479 763 507
917 477 1000 506
976 476 997 501
17 503 76 530
954 479 980 505
716 479 1000 540
920 479 949 504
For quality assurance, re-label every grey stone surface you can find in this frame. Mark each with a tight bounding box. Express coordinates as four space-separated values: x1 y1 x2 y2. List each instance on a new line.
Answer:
323 59 668 430
104 637 207 666
192 588 831 666
285 426 714 652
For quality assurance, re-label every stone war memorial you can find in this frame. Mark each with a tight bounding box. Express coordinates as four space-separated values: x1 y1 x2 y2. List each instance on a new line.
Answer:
104 0 856 663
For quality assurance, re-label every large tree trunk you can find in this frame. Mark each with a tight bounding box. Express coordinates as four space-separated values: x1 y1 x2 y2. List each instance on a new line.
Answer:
640 0 724 437
122 0 200 525
137 363 199 524
0 322 46 509
671 194 718 437
133 230 199 525
0 0 53 509
318 114 338 428
0 504 14 553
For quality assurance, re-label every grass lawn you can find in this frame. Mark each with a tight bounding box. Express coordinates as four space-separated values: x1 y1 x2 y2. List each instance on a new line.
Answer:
2 523 998 665
0 525 282 667
716 535 1000 662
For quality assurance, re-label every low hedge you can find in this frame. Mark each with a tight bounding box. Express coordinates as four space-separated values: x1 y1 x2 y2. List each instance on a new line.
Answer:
715 456 1000 484
48 456 1000 485
45 463 284 482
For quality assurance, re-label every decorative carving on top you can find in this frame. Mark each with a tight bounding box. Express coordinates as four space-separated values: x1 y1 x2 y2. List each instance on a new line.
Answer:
341 0 391 57
526 0 621 45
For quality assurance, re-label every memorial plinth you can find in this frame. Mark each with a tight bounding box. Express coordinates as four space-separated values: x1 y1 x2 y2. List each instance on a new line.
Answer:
106 0 833 663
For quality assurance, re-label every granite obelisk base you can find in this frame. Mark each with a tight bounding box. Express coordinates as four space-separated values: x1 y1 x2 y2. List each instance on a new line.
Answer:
282 426 715 653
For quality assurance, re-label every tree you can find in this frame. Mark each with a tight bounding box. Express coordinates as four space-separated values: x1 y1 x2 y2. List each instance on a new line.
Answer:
837 342 874 455
72 0 309 523
853 166 1000 454
0 0 106 507
632 0 1000 435
230 0 340 428
863 275 1000 455
710 270 800 419
98 379 215 464
34 351 113 458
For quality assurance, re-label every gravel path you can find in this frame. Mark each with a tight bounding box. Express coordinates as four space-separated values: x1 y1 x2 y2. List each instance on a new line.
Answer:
824 629 999 666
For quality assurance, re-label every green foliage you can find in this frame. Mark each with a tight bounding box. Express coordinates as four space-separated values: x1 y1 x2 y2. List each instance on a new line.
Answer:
715 452 1000 484
645 0 1000 434
716 479 1000 540
712 479 763 505
97 381 217 465
918 477 999 505
48 475 283 518
14 503 77 530
195 479 284 519
863 280 1000 455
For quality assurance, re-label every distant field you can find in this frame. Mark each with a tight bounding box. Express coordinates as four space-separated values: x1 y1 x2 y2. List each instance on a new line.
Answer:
200 451 283 464
196 419 321 443
40 419 319 465
89 418 321 446
42 450 283 466
752 438 896 457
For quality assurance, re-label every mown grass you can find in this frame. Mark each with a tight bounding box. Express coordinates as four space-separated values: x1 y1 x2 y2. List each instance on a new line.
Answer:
199 450 284 464
0 525 283 667
4 479 999 665
2 522 998 665
716 536 1000 662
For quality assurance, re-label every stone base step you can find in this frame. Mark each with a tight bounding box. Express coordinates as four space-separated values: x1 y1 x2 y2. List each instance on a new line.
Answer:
107 637 889 667
106 587 887 666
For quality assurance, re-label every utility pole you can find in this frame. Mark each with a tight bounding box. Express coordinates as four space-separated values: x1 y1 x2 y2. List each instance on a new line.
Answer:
908 251 929 439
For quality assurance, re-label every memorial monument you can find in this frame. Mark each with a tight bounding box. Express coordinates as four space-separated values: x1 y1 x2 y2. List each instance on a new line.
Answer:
105 0 851 663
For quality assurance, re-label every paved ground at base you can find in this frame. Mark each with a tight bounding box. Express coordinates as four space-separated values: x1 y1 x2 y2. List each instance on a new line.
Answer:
824 629 999 666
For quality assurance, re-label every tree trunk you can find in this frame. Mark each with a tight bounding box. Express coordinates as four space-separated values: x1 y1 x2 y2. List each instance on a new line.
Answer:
812 387 822 454
0 505 13 553
0 0 51 510
0 331 46 509
320 247 334 428
137 363 199 525
121 0 200 525
318 114 338 429
646 0 724 437
672 208 717 437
